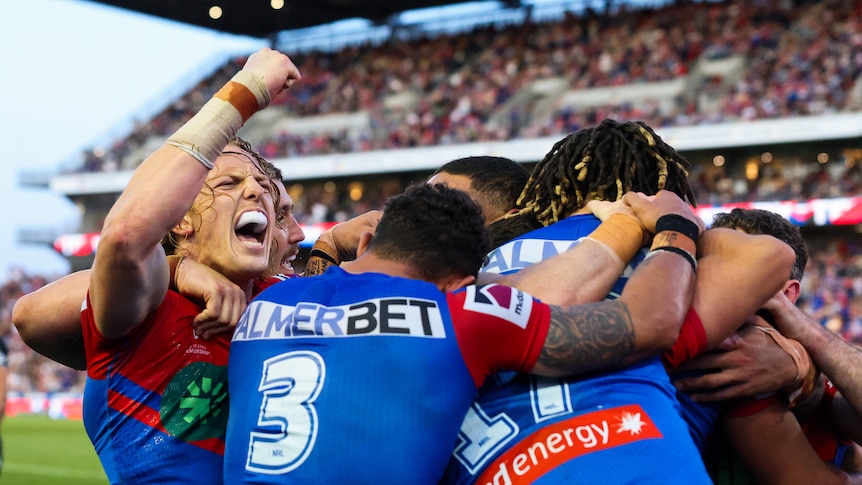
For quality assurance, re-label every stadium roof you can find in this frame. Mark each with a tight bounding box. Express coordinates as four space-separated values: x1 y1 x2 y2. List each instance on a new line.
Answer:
84 0 488 39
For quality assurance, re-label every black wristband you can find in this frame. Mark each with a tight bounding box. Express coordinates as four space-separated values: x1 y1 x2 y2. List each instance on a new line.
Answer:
310 248 339 265
655 214 700 242
650 246 697 272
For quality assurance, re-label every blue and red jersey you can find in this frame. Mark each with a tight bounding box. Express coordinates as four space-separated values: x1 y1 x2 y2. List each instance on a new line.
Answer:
443 214 711 484
82 290 231 484
224 267 553 484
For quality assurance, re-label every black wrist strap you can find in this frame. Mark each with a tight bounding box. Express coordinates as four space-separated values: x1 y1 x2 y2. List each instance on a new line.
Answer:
650 246 697 272
655 214 700 242
310 248 338 265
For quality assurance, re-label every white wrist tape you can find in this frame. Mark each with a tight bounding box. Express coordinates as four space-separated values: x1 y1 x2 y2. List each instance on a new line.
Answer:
166 70 270 169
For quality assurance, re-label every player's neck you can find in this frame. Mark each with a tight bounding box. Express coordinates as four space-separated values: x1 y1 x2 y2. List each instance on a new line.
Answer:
340 253 425 281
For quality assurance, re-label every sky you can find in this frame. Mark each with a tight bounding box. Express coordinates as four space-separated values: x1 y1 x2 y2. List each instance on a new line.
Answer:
0 0 267 282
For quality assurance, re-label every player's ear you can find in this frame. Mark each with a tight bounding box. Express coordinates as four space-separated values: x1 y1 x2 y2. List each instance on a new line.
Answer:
173 214 195 237
439 274 475 293
355 232 374 258
783 279 801 304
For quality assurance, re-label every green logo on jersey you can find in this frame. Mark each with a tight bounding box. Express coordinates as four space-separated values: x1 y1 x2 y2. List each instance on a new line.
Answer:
161 362 229 442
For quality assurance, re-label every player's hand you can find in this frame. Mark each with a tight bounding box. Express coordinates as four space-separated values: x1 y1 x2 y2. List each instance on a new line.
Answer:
587 199 650 247
174 257 247 339
328 210 383 261
242 47 301 99
586 199 636 222
671 324 799 401
761 290 817 343
623 190 703 235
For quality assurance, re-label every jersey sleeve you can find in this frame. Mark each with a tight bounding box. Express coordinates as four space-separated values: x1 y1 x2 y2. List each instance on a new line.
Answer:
81 289 192 379
82 291 126 378
663 306 708 368
446 284 551 387
252 273 297 298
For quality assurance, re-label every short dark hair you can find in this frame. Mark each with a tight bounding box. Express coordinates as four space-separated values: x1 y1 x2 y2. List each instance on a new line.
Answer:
517 119 695 226
368 183 490 282
487 214 543 250
711 208 807 281
432 156 530 218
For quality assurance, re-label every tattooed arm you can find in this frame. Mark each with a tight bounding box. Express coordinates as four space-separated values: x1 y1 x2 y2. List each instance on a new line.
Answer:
532 249 695 376
507 191 696 376
304 253 334 277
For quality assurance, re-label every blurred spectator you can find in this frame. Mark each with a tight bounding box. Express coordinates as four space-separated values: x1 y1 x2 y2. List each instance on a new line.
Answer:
0 272 86 396
798 238 862 346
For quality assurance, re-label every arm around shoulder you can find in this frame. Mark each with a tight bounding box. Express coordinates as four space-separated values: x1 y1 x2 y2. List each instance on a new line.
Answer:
692 228 796 349
12 270 90 370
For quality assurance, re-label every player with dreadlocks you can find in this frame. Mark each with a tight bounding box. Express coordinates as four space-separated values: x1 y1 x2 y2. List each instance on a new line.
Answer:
442 119 796 484
516 118 696 226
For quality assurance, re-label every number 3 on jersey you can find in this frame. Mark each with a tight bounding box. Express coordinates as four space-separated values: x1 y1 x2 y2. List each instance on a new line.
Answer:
246 351 325 474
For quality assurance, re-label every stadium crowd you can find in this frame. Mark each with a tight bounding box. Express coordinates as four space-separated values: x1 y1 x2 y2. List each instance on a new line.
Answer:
688 156 862 205
223 153 862 231
800 240 862 344
74 0 861 173
0 272 85 395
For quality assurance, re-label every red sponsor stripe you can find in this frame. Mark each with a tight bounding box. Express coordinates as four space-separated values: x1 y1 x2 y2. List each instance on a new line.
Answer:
106 390 224 455
476 404 662 484
108 389 164 430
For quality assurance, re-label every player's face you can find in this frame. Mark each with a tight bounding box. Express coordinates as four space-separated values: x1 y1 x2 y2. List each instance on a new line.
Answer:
187 145 275 283
267 180 305 276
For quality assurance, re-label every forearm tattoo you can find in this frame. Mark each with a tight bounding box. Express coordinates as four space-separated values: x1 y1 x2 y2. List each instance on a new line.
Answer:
540 300 635 375
305 257 335 276
652 231 680 247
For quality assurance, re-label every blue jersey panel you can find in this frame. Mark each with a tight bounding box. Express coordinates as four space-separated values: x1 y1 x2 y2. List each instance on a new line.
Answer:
226 269 479 484
444 214 711 484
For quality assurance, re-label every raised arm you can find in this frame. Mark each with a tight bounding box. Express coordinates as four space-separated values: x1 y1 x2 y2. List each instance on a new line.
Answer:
90 48 300 339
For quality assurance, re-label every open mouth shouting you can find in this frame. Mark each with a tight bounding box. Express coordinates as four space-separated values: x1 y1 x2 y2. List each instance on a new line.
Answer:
235 210 269 247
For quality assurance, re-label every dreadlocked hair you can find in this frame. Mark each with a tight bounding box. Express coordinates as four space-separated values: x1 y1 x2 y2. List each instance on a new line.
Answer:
515 119 696 226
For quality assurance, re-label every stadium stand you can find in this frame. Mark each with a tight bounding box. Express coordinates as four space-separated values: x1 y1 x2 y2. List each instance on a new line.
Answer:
0 273 81 392
59 0 862 172
26 2 860 259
